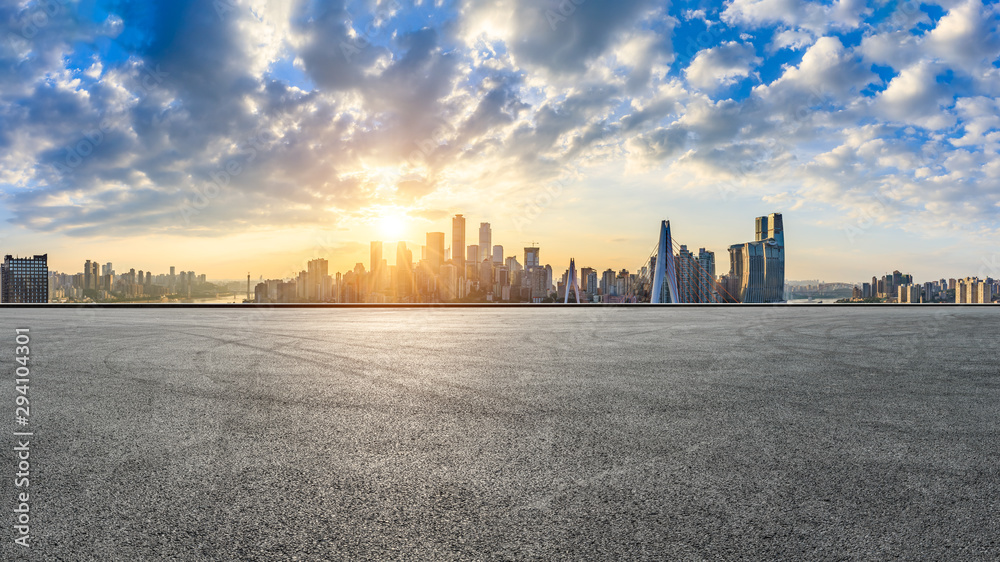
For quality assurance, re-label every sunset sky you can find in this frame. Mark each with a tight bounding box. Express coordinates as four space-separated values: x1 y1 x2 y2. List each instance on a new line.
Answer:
1 0 998 282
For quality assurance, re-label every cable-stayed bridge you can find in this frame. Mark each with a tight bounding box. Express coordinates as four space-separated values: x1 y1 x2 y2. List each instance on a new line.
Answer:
562 220 739 304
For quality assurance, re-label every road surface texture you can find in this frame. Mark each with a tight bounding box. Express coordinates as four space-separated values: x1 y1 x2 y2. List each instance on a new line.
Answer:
0 306 998 560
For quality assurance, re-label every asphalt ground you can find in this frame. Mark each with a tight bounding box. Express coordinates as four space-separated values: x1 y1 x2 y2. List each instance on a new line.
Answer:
0 307 997 560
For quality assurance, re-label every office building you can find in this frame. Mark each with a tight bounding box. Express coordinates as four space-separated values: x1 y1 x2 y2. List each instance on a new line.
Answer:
452 214 465 275
479 223 491 268
370 241 383 295
307 258 329 301
492 244 503 264
728 213 784 303
83 259 99 291
2 254 49 303
396 242 413 300
698 248 717 303
426 232 445 275
524 246 539 269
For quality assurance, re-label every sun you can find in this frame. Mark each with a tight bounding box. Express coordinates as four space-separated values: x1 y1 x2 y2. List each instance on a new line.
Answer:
378 212 407 240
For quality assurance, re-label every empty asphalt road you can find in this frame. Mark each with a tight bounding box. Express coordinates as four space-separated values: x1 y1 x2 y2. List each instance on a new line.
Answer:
0 306 997 560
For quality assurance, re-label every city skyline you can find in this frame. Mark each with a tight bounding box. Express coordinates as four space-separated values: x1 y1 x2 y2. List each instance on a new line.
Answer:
2 1 999 282
12 207 999 286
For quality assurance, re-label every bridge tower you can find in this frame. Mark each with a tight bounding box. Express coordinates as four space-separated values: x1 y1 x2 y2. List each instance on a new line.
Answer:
564 258 581 304
650 220 681 304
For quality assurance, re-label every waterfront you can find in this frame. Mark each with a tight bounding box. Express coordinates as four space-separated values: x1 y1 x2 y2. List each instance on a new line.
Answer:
1 308 998 560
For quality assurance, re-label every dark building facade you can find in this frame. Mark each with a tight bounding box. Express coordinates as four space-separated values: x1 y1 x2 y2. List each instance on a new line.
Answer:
2 254 49 303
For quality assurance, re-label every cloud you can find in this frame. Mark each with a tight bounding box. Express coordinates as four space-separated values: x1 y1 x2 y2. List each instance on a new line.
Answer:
721 0 870 34
925 0 1000 71
768 28 815 52
874 61 956 129
684 41 760 90
460 0 659 75
0 0 997 253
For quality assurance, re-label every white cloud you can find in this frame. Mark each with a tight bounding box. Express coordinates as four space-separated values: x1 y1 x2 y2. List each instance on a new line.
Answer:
874 61 956 129
684 42 760 90
926 0 1000 72
768 29 815 52
722 0 870 33
858 29 922 68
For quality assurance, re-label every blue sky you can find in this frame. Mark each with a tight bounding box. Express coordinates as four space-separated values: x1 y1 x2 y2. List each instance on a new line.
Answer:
1 0 999 282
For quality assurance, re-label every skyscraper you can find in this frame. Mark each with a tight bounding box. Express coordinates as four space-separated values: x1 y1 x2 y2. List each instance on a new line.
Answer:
370 241 383 295
729 213 784 303
2 254 48 303
426 232 445 275
675 245 696 303
83 260 99 291
492 244 503 264
307 258 329 301
396 242 413 300
698 248 717 303
524 246 539 269
452 214 466 276
479 223 491 267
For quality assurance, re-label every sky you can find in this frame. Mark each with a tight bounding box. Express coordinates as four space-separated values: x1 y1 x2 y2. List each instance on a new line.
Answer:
1 0 999 283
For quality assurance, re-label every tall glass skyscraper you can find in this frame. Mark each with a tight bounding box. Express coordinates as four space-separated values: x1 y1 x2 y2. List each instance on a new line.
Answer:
1 254 49 303
452 214 465 275
729 213 784 303
478 223 491 266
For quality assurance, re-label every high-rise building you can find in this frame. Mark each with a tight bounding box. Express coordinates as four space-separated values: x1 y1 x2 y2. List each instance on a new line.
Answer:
728 213 784 303
83 260 99 291
370 241 383 295
601 268 616 296
479 259 493 296
580 267 594 293
955 277 993 304
528 267 548 302
979 281 994 304
492 244 503 264
426 232 445 275
697 248 717 303
307 258 329 301
439 263 458 301
452 214 466 276
676 245 696 303
2 255 48 303
396 242 413 300
524 246 539 269
899 284 922 304
479 223 491 268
